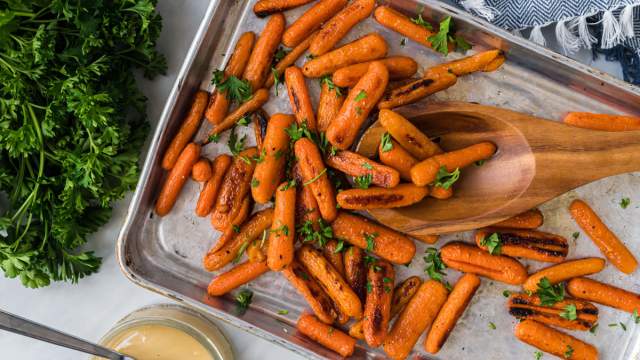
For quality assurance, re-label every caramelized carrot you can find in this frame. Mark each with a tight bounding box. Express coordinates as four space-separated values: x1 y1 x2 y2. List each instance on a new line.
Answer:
317 80 345 132
383 280 448 360
429 185 453 200
161 91 208 170
363 260 395 347
326 60 389 149
207 260 269 296
411 142 497 186
378 137 418 181
508 293 598 331
252 110 269 150
294 138 337 222
475 227 568 263
264 31 316 88
425 274 480 354
246 232 268 263
302 33 388 78
156 143 201 216
494 209 544 229
309 0 375 56
293 163 321 237
211 88 270 135
285 66 317 131
297 314 356 357
337 184 429 209
326 150 400 188
374 6 442 50
563 112 640 131
332 56 418 87
208 227 236 254
267 182 296 271
567 277 640 314
282 260 338 324
322 240 346 276
191 158 212 182
378 71 457 109
243 14 286 91
331 212 416 264
428 50 505 76
522 258 606 292
514 320 598 360
231 195 252 227
253 0 315 17
282 0 348 47
379 109 442 160
570 199 638 274
343 246 367 303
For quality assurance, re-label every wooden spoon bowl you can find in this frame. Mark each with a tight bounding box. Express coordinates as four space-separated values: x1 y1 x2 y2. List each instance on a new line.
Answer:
355 102 640 235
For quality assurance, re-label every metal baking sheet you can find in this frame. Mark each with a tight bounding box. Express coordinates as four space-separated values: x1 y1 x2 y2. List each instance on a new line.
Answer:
117 0 640 359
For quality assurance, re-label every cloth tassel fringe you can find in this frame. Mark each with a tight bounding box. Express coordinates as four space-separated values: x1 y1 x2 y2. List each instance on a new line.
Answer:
460 0 499 22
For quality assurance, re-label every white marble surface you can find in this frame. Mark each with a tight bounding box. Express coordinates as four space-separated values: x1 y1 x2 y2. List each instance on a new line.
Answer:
0 1 626 359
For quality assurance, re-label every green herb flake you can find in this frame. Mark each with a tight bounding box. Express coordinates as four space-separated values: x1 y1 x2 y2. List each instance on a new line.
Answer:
303 168 327 186
272 225 289 237
608 323 618 327
251 178 260 188
633 309 640 324
333 240 345 253
620 322 627 331
354 174 373 189
354 90 367 101
237 116 251 126
365 233 377 251
503 290 511 297
411 13 433 30
534 350 543 360
366 281 373 293
488 322 496 330
364 255 376 268
572 232 580 240
536 277 565 306
564 345 574 359
474 159 486 167
433 166 460 190
424 248 447 283
272 67 283 96
208 133 221 143
621 197 631 209
296 219 333 247
228 127 247 157
589 324 598 334
427 16 471 56
362 162 373 170
400 38 407 47
233 241 250 264
281 179 297 191
235 289 253 314
560 304 577 321
384 285 391 293
320 75 343 97
233 225 241 233
277 309 289 315
381 132 394 152
212 73 253 103
480 233 502 255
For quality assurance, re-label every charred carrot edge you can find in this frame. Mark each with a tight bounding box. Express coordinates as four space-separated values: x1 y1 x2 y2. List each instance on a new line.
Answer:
243 14 286 91
196 155 233 217
332 56 419 88
343 246 367 303
514 320 598 360
267 182 296 271
210 88 270 136
363 260 395 347
297 314 356 357
294 138 337 222
411 142 497 186
373 6 441 50
317 80 346 132
522 258 606 292
282 0 348 47
412 234 440 244
378 138 418 181
570 199 638 274
293 164 322 239
252 109 269 150
567 277 640 314
425 274 480 354
337 184 429 210
210 147 258 231
508 293 598 331
379 109 442 160
494 209 544 229
475 227 568 263
297 245 363 318
383 280 449 360
302 33 388 78
322 240 346 276
309 0 375 56
205 32 255 125
285 66 317 131
563 112 640 131
440 242 528 285
265 31 317 88
207 260 269 296
331 212 416 264
251 114 294 203
161 91 208 170
203 208 274 271
378 71 457 109
428 50 505 77
156 143 201 216
253 0 315 17
326 60 389 149
326 150 400 188
192 158 212 182
282 260 338 324
429 185 453 200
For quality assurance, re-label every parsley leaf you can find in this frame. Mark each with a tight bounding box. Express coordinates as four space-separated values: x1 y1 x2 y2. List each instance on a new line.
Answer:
480 233 502 255
273 46 290 63
423 248 446 282
503 290 511 297
364 233 377 251
433 166 460 190
411 13 433 30
560 304 577 321
620 197 631 209
572 232 580 240
380 132 393 152
237 115 251 126
354 174 373 189
354 90 367 101
362 162 373 170
303 168 327 186
281 179 297 191
211 71 253 103
589 324 598 334
333 240 345 253
208 133 221 143
277 309 289 315
564 345 574 359
536 277 565 306
534 351 543 360
488 322 496 330
366 281 372 293
297 219 333 247
251 178 260 188
272 225 289 237
633 309 640 324
272 67 283 96
427 16 471 56
320 75 344 97
235 289 253 314
227 127 247 157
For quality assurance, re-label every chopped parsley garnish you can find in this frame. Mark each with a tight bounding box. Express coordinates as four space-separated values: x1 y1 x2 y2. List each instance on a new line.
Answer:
227 126 247 157
564 345 574 358
423 248 446 282
536 277 565 306
333 240 345 253
620 322 627 331
253 149 266 163
589 324 598 334
480 233 502 255
354 174 373 189
274 46 289 63
433 166 460 190
320 75 344 97
384 285 391 293
488 322 496 330
383 277 392 283
277 309 289 315
297 219 333 247
560 304 577 321
364 233 378 251
380 132 393 152
235 289 253 314
474 159 486 167
251 178 260 188
233 241 250 264
272 225 289 237
233 225 241 233
534 350 543 360
428 16 471 56
211 70 253 103
272 67 283 96
354 90 367 101
303 168 327 186
503 290 511 297
572 232 580 240
411 12 433 30
364 254 376 268
366 281 372 293
281 179 297 191
362 162 373 170
621 197 631 209
237 115 251 126
633 309 640 324
208 133 221 143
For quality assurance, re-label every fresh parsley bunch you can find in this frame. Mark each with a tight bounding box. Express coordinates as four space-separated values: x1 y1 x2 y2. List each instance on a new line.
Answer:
0 0 166 287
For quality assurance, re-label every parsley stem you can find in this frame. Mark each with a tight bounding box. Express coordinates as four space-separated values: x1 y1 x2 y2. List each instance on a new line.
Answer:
303 168 327 186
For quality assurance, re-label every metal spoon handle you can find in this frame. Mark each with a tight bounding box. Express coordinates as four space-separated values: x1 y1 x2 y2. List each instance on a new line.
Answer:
0 309 133 360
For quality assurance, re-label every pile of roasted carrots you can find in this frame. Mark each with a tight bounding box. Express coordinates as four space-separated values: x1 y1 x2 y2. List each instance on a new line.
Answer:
153 0 640 358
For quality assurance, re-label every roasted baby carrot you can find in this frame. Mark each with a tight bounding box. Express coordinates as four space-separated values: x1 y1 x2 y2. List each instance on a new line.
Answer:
203 208 274 271
294 138 337 222
282 260 338 324
379 109 442 160
207 260 269 296
378 137 418 181
252 110 269 150
243 14 286 91
161 91 208 170
514 320 598 360
208 227 236 255
475 227 568 263
267 182 296 271
337 184 429 209
322 240 346 276
231 195 252 227
378 71 457 109
332 56 418 88
156 143 201 216
425 274 480 354
343 246 367 303
196 154 233 217
285 66 317 131
563 112 640 131
191 158 212 182
522 258 606 292
210 147 258 231
205 32 255 125
309 0 375 56
302 33 388 78
383 280 448 360
297 314 356 357
413 234 440 244
297 245 363 318
411 142 497 186
211 88 270 135
429 185 453 200
282 0 348 47
362 260 395 347
251 114 294 203
428 50 505 76
567 277 640 314
325 150 400 188
374 6 441 50
331 212 416 264
317 80 345 132
508 293 598 331
326 60 389 149
570 199 637 274
494 209 544 229
247 231 268 263
293 164 322 238
253 0 315 17
440 242 528 285
264 31 316 88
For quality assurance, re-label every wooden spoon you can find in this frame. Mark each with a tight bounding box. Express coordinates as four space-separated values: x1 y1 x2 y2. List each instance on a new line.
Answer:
355 102 640 235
